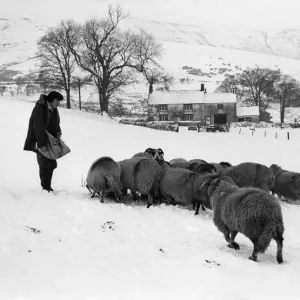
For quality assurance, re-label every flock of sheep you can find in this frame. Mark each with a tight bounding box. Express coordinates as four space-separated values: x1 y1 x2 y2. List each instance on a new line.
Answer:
85 147 300 264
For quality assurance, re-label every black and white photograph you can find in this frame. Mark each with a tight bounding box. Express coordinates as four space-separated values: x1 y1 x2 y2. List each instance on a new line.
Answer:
1 0 300 299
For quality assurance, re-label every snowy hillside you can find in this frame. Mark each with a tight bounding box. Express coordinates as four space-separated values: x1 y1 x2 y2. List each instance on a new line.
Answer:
2 16 300 90
1 95 300 299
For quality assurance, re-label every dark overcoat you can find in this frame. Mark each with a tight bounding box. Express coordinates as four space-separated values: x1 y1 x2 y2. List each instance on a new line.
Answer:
24 95 62 152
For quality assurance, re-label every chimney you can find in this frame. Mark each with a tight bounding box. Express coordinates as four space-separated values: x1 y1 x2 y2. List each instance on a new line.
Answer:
200 83 205 91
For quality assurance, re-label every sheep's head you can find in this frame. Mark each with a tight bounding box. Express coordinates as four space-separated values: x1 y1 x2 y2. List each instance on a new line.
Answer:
270 164 282 176
145 148 165 163
219 161 232 169
201 175 235 200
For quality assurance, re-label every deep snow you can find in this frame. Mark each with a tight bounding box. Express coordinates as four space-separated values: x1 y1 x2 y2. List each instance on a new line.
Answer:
0 96 300 300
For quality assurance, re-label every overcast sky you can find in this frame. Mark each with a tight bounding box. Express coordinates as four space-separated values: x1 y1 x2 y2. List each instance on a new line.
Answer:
2 0 300 31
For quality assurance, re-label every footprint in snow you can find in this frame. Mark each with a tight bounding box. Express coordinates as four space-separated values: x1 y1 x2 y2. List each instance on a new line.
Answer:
101 221 116 231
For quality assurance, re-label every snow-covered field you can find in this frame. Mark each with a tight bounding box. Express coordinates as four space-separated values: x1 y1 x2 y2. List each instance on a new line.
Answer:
1 95 300 300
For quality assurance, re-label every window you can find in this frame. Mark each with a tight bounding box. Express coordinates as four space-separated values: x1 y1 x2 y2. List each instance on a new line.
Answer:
184 114 193 121
159 115 168 121
205 116 211 125
217 104 224 110
245 117 252 122
238 117 244 122
158 104 167 111
184 104 193 111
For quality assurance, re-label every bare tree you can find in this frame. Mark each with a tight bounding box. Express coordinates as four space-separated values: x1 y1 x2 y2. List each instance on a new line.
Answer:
68 5 163 114
215 74 247 104
143 66 174 97
275 74 300 124
237 66 281 107
37 19 78 108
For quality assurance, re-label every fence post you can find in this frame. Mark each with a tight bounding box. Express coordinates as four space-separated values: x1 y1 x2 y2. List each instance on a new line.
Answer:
252 129 254 136
288 132 290 140
239 128 241 134
264 131 266 137
276 132 277 139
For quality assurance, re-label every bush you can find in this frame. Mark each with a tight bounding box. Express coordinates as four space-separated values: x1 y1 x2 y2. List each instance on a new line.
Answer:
119 118 177 131
230 121 300 129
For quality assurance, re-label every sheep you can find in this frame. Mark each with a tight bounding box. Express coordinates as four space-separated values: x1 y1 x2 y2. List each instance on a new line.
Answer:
204 177 284 263
170 160 217 175
119 157 163 207
189 159 208 164
221 162 275 192
169 158 188 165
158 166 222 214
270 164 300 201
86 156 122 203
132 148 165 163
211 161 232 171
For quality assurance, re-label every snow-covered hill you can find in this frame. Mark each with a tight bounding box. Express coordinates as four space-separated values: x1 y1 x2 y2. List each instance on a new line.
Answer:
2 16 300 91
0 95 300 299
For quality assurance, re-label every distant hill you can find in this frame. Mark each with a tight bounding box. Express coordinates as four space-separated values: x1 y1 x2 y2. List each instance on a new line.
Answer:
2 17 300 92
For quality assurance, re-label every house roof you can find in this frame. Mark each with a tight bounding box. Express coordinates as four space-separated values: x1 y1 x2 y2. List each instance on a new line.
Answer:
148 90 236 105
236 106 260 116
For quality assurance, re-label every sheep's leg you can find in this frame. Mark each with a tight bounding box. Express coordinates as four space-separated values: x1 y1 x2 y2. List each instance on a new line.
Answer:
230 230 238 241
274 234 284 264
131 191 138 201
224 232 240 250
86 185 93 194
192 201 196 210
99 191 104 203
147 194 153 208
121 188 128 195
249 244 259 262
201 204 206 211
141 194 148 200
91 190 96 198
114 192 120 203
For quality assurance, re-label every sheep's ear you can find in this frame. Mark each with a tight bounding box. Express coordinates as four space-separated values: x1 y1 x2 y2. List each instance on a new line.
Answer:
200 181 209 191
158 148 164 155
145 148 153 154
208 179 220 197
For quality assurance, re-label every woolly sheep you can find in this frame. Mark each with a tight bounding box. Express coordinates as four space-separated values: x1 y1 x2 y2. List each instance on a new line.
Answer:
159 166 221 214
270 164 300 201
119 157 163 207
132 148 165 163
170 160 217 175
86 156 122 203
169 158 188 165
211 161 232 171
205 177 284 263
221 162 275 192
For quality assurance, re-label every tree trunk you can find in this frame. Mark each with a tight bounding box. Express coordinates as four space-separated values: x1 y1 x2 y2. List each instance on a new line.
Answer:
66 88 71 109
280 96 285 125
102 95 109 113
78 79 81 111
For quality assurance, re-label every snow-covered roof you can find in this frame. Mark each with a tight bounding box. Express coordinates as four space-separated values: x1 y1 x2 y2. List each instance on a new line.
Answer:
148 90 236 105
236 106 260 116
204 93 236 104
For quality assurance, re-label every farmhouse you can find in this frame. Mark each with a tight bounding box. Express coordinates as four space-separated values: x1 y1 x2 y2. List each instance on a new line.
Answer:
236 106 260 123
148 86 237 125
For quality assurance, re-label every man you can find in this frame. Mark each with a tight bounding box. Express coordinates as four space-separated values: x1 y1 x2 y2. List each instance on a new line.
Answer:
24 91 64 193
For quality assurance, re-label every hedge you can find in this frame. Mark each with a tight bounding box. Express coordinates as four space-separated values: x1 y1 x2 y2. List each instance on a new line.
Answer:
119 118 177 131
